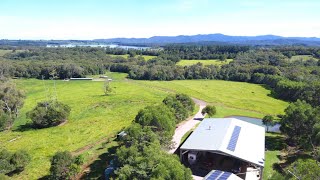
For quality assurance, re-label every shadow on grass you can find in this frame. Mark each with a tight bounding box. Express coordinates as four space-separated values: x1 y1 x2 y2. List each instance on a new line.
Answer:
259 84 279 99
80 145 119 180
265 133 286 151
13 123 35 132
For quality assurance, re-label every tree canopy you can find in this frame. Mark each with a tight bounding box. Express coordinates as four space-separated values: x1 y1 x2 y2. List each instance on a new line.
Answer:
49 151 81 180
262 115 274 132
201 105 216 117
280 100 320 149
135 105 176 137
27 100 71 128
163 94 194 123
0 149 30 176
0 81 25 131
115 124 192 180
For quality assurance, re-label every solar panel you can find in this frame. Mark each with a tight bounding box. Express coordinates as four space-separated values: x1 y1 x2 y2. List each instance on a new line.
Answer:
206 170 223 180
218 172 232 180
227 126 241 151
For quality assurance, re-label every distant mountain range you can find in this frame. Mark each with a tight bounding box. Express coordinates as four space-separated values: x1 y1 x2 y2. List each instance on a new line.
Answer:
1 34 320 47
94 34 320 46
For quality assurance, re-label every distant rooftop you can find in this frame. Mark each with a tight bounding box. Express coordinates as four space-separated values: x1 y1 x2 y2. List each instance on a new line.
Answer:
180 118 265 167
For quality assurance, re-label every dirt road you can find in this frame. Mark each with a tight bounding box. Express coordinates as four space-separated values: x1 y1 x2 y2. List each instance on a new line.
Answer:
169 98 207 154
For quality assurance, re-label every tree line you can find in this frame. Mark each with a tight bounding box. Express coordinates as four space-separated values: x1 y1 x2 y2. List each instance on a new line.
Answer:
2 46 320 108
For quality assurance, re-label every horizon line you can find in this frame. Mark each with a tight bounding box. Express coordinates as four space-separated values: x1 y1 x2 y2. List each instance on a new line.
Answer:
1 33 319 41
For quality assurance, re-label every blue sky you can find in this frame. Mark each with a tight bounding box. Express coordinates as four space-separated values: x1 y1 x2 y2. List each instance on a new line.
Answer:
0 0 319 39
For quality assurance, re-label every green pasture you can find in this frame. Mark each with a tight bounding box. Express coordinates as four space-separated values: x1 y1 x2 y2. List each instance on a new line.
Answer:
136 80 288 117
0 73 168 179
0 50 12 57
290 55 318 61
0 72 289 179
107 54 156 60
176 59 233 66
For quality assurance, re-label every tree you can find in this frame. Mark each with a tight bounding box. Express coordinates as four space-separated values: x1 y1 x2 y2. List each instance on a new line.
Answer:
50 151 79 180
0 149 14 175
103 80 112 96
115 139 192 180
280 100 320 149
135 105 176 137
262 115 274 132
201 105 216 117
175 94 195 113
0 82 25 130
0 112 10 131
0 149 30 175
27 101 71 128
163 95 189 123
10 150 31 172
287 159 320 179
124 123 159 147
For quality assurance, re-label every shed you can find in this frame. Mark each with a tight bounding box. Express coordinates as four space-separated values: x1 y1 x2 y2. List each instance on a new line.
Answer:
70 78 93 80
180 118 265 179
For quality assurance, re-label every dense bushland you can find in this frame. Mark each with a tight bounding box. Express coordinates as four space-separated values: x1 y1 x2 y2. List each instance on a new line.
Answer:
114 94 195 179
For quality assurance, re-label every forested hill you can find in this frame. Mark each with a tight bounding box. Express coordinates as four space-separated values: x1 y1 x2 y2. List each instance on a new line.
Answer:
95 34 320 46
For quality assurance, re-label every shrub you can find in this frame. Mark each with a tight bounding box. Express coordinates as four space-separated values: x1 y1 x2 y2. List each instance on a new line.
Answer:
163 95 189 123
10 150 31 171
135 105 176 136
0 112 10 132
287 159 320 179
0 149 30 175
27 101 71 128
175 94 195 113
50 151 79 180
201 105 216 117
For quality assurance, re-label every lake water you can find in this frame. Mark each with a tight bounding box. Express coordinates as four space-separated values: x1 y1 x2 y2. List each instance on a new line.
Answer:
228 116 281 133
46 44 150 50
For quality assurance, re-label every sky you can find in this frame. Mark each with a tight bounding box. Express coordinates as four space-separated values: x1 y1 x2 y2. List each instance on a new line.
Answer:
0 0 320 40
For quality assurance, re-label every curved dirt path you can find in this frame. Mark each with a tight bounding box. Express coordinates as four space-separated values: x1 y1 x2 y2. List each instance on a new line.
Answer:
169 98 207 154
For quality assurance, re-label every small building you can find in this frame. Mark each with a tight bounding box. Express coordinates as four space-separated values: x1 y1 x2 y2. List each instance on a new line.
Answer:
180 118 265 180
70 78 93 80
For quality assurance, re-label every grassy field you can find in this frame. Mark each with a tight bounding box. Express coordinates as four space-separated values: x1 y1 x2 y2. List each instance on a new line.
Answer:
0 73 288 179
290 55 319 61
0 73 169 179
176 59 233 66
138 55 157 60
263 133 285 179
135 80 288 117
0 49 13 57
107 54 156 60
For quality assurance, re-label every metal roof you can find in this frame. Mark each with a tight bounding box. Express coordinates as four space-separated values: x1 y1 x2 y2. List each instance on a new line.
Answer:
180 118 265 167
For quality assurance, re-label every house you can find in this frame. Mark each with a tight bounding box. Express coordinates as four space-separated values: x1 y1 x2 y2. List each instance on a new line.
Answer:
180 118 265 180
